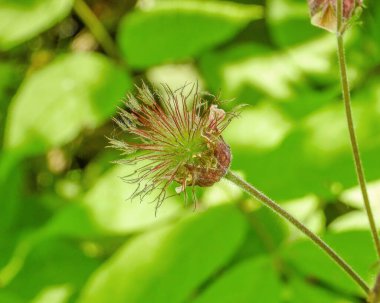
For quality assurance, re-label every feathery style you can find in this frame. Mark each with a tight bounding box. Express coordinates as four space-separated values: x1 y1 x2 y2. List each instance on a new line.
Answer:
109 83 238 211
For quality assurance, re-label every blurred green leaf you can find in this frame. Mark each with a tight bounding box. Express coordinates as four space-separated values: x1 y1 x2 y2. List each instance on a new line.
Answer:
281 230 376 296
0 153 23 233
4 238 99 302
81 164 182 234
236 207 288 260
192 257 281 303
117 1 263 68
0 0 73 50
0 61 18 102
78 204 248 303
223 77 380 201
286 276 358 303
4 52 131 156
266 0 323 47
0 61 20 146
0 291 24 303
200 36 336 101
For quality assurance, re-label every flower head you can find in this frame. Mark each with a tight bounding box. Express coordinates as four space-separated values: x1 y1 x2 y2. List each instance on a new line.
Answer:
109 83 238 210
308 0 363 33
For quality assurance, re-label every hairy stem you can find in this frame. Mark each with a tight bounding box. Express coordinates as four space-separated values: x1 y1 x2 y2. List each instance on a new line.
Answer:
73 0 121 60
336 0 380 259
224 170 370 294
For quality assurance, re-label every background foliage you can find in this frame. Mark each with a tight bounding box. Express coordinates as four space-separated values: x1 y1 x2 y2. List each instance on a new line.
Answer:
1 0 380 302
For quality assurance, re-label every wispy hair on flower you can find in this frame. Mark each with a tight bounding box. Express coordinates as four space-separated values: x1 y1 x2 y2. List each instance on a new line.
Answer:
109 83 239 212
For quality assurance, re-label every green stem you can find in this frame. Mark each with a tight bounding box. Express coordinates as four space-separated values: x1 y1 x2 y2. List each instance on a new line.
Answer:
224 170 370 294
336 0 380 259
73 0 121 60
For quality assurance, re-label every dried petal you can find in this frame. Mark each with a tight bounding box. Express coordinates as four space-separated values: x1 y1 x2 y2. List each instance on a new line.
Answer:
308 0 363 33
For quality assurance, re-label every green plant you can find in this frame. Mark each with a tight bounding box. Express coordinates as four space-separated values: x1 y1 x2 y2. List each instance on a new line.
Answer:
1 1 380 302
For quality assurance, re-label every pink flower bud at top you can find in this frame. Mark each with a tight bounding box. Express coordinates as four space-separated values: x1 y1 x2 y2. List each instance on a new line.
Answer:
308 0 363 33
109 83 239 210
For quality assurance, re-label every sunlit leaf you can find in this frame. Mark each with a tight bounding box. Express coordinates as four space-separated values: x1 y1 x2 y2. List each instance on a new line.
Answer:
4 52 131 156
117 1 263 68
0 0 73 50
78 204 248 303
221 77 380 201
81 164 182 234
4 238 99 302
192 257 281 303
200 36 336 101
282 230 376 296
287 276 357 303
266 0 324 46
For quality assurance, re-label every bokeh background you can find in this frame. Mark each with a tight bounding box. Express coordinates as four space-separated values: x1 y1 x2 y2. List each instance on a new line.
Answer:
1 0 380 302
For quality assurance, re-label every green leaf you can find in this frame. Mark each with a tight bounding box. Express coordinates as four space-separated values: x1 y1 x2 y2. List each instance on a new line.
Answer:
81 164 182 234
4 52 131 156
4 238 99 302
266 0 324 47
211 69 380 201
192 257 281 303
78 204 248 303
235 207 288 260
286 277 358 303
0 153 23 233
0 61 21 146
0 291 24 303
0 0 74 50
200 37 336 101
117 1 263 68
281 230 376 296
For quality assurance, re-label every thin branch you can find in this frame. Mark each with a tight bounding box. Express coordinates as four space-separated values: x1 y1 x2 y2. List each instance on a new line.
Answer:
73 0 121 61
224 170 370 294
336 0 380 259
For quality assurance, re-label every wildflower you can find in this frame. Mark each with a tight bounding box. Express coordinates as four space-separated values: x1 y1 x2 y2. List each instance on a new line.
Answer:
109 83 238 211
308 0 363 33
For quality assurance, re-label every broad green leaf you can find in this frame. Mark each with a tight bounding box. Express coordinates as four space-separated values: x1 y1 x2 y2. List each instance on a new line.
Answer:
26 161 182 240
235 207 288 260
78 204 248 303
283 195 325 235
4 52 131 156
329 211 370 232
0 0 73 50
192 257 281 303
216 74 380 201
39 203 103 238
281 230 376 296
82 164 182 234
117 1 263 68
286 276 358 303
340 181 380 211
331 182 380 231
200 36 336 101
0 291 24 303
266 0 323 47
0 153 23 233
223 104 293 152
4 238 99 302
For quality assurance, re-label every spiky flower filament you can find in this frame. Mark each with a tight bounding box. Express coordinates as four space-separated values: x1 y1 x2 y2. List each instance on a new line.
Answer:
109 83 238 210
